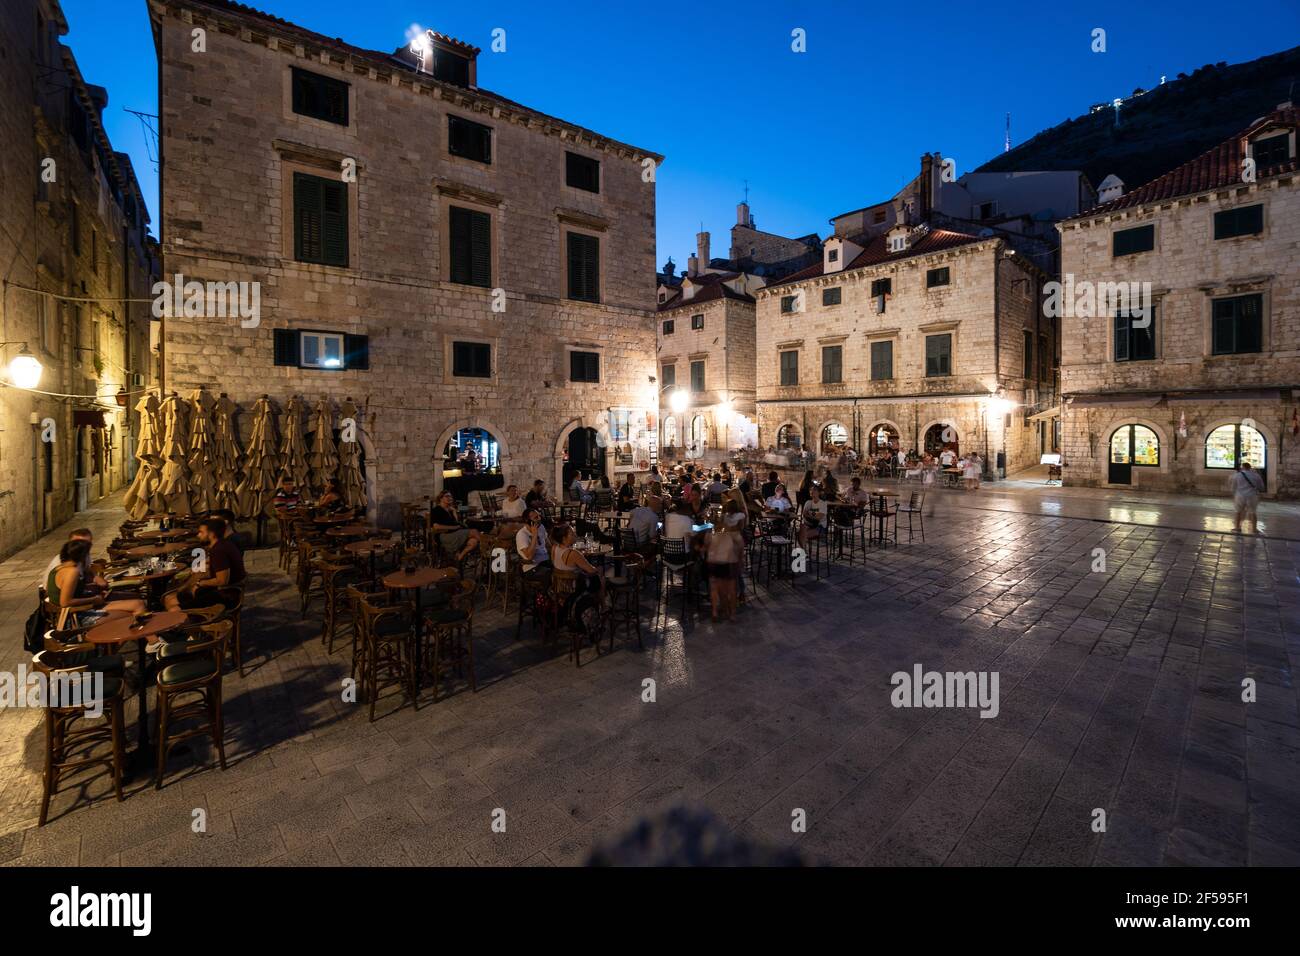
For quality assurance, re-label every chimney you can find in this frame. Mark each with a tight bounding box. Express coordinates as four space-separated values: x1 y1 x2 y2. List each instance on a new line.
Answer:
696 231 711 271
918 153 934 222
687 254 699 277
736 202 753 228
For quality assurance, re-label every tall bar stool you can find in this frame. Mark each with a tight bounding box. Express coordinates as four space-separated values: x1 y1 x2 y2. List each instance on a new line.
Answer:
154 620 231 789
605 553 645 652
33 648 126 826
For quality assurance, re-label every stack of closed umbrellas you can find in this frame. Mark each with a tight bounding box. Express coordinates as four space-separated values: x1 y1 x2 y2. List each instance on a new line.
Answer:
123 391 165 519
157 391 193 517
186 387 218 513
212 393 243 513
337 398 367 510
236 395 281 519
280 395 310 493
307 397 339 494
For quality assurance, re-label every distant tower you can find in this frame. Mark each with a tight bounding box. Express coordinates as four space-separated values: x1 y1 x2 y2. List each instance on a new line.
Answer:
1004 113 1011 153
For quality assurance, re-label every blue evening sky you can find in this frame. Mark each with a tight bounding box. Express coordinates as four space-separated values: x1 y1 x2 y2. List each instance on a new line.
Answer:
63 0 1300 266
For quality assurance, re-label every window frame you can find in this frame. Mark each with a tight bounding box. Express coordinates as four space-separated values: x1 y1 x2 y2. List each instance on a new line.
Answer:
1204 423 1267 472
780 294 799 314
299 330 346 370
290 67 350 126
779 350 798 387
926 266 950 288
1114 305 1157 362
1112 224 1155 257
292 171 350 268
821 344 843 385
1210 293 1263 356
569 349 601 384
924 333 952 378
689 359 706 393
662 319 675 335
565 151 601 193
1109 423 1161 467
447 114 493 165
1251 132 1290 167
822 287 842 306
660 364 676 388
565 230 601 303
691 313 704 330
1212 204 1263 241
451 340 493 379
448 204 493 288
869 339 893 381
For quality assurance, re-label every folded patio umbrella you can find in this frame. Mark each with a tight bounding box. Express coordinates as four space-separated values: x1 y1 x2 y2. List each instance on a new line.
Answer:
337 398 367 510
212 393 243 513
157 391 193 516
236 394 281 519
186 387 218 513
123 390 164 519
279 394 310 492
307 397 339 494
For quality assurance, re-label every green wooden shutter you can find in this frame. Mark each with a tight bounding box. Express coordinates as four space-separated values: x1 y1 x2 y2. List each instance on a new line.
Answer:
568 233 599 302
321 180 348 267
449 207 491 287
294 173 322 263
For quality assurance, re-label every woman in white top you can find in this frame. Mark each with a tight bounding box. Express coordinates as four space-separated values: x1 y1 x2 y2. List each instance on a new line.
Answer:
1230 462 1265 532
962 454 981 491
498 484 527 520
765 484 793 513
663 501 696 542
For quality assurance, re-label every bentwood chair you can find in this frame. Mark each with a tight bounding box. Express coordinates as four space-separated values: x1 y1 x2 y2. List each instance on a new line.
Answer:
356 593 417 721
424 579 478 700
216 586 246 676
154 620 231 789
34 648 127 825
658 538 697 621
551 569 604 667
604 553 645 652
897 492 926 543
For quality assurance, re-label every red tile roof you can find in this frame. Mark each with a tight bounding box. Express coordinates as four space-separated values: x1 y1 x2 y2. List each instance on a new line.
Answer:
1071 107 1299 219
764 228 988 289
657 280 754 312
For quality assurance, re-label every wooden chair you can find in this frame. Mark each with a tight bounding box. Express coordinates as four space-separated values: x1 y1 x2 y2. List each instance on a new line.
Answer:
659 537 697 620
320 562 363 655
897 491 925 543
424 579 478 701
356 594 417 721
552 569 605 667
216 586 246 675
605 553 645 652
154 620 231 789
33 648 127 825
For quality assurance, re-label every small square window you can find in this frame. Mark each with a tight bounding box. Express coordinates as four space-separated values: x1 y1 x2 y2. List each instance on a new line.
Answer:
663 319 675 335
1112 224 1154 257
291 68 349 125
828 249 839 263
870 278 892 297
448 115 492 164
822 287 841 306
691 314 704 330
1252 133 1290 167
565 152 600 193
301 331 345 369
926 267 950 288
780 294 799 314
452 341 492 378
569 350 600 383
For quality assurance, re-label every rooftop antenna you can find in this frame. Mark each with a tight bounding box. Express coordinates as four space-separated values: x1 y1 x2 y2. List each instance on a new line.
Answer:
743 179 750 204
1004 112 1011 153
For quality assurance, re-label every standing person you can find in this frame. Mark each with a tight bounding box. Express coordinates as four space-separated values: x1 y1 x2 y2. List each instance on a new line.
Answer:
963 453 982 491
939 446 956 469
705 525 744 622
1231 461 1265 533
429 491 482 563
515 509 551 573
164 518 244 611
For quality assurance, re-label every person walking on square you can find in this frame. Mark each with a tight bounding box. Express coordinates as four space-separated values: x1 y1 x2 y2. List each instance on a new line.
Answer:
1231 461 1264 533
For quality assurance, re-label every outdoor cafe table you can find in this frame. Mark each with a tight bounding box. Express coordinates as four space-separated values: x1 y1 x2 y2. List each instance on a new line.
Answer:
314 513 354 527
942 467 962 487
383 567 457 688
134 528 192 542
125 542 190 559
86 609 187 773
866 490 899 547
111 562 187 610
346 537 397 583
327 524 374 542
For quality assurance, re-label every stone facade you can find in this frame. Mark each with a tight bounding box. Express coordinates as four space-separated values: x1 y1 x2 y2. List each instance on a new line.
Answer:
756 231 1055 476
0 0 157 560
149 0 661 520
1057 109 1299 498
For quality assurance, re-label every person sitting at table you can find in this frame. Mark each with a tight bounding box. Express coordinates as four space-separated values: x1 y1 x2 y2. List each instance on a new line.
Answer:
616 473 637 512
316 477 347 512
663 500 696 543
550 524 602 633
845 477 870 509
429 491 482 564
686 483 708 521
43 528 97 583
796 470 815 508
214 509 253 553
273 475 301 507
706 473 727 500
705 525 744 622
798 484 828 549
627 501 660 550
765 484 793 513
719 463 734 486
720 497 747 531
516 509 551 575
164 518 244 612
461 446 479 474
525 479 553 510
569 472 591 505
48 539 146 624
760 470 780 501
821 467 840 501
499 484 527 521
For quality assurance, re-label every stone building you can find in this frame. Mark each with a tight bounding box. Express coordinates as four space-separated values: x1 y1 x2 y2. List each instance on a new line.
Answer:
0 0 158 560
1057 105 1299 498
148 0 662 518
755 220 1053 477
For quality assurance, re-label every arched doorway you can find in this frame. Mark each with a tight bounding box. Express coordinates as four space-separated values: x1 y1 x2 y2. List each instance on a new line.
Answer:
663 415 678 450
441 425 504 502
820 422 848 455
924 423 958 457
564 426 605 486
1108 423 1160 485
686 415 706 459
776 423 802 450
1205 422 1267 485
868 422 900 452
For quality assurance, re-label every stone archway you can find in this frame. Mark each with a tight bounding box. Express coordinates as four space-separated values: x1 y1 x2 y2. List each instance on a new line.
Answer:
433 418 511 497
554 417 611 498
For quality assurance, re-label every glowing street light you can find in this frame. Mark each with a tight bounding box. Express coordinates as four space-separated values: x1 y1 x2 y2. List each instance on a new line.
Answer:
6 344 42 390
668 387 688 415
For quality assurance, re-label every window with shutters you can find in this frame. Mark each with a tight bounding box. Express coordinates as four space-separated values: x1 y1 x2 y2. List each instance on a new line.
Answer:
291 68 349 125
691 314 704 330
449 206 492 287
432 48 470 87
452 341 492 378
690 360 705 392
1114 306 1157 362
1251 133 1291 167
661 364 675 388
448 115 492 164
662 319 674 335
567 232 600 303
293 173 349 267
870 340 893 380
822 287 841 306
779 350 798 386
273 329 369 370
1112 224 1154 257
1023 330 1034 376
870 278 891 297
780 294 798 314
1211 294 1263 355
301 331 345 369
821 345 843 384
70 202 80 255
926 267 950 288
569 350 600 383
925 334 952 377
1213 204 1263 240
565 152 600 193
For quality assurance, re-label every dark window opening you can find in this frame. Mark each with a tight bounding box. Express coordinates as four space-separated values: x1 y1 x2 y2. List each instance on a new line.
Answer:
565 152 600 192
291 68 349 125
293 173 348 267
452 341 492 378
569 350 600 383
448 115 492 164
449 205 492 287
1112 224 1154 257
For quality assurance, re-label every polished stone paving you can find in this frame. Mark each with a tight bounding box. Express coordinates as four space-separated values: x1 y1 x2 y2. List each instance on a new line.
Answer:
1 485 1297 866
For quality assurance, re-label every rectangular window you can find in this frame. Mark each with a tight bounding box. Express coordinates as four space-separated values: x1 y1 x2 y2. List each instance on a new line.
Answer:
821 345 842 384
691 314 704 330
1213 204 1263 240
565 152 600 193
1211 294 1263 355
662 319 674 335
1112 224 1154 257
1038 335 1050 382
449 205 492 287
91 230 98 274
448 115 492 164
873 210 887 224
690 360 705 393
293 173 349 267
567 232 600 303
828 249 839 263
780 294 798 314
291 68 349 125
452 341 492 378
70 203 80 255
661 364 675 388
779 350 798 386
569 350 600 383
37 295 58 354
870 278 892 297
273 329 368 370
1023 330 1033 377
925 334 952 377
1114 307 1157 362
432 48 470 88
1252 133 1290 167
926 267 950 288
870 340 893 380
822 287 841 306
300 331 345 369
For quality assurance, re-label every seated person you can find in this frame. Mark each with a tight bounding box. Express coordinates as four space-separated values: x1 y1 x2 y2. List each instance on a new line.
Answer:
273 475 301 507
550 524 602 632
215 508 253 553
798 485 828 549
720 498 747 531
569 472 591 505
844 477 870 509
616 474 638 512
663 500 697 542
515 509 551 574
821 469 840 501
164 518 244 612
498 484 527 521
525 480 553 510
316 478 347 512
765 484 794 513
48 539 146 624
760 471 780 500
627 502 660 550
644 481 666 515
706 473 727 499
44 528 96 582
429 491 482 563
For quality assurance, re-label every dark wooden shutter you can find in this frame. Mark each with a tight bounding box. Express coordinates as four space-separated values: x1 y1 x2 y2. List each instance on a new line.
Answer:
344 334 369 370
449 207 491 287
273 329 300 366
294 173 322 262
321 180 348 267
568 233 599 302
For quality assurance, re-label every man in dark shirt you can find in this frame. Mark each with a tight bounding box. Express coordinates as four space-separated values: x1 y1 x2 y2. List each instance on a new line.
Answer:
524 480 552 510
760 470 780 501
616 474 637 512
165 518 245 610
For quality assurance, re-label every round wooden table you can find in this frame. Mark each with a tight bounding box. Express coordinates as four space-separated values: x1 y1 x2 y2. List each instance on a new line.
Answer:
135 528 193 542
112 562 187 610
314 513 354 526
87 610 188 770
383 567 457 686
867 490 900 546
125 542 190 559
346 538 397 582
